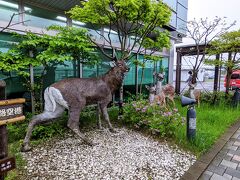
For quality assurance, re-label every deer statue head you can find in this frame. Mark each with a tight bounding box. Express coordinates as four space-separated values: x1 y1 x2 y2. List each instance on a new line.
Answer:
155 72 164 82
145 85 156 94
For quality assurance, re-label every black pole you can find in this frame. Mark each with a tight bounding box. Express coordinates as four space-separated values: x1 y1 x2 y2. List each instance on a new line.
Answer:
213 54 220 92
175 50 182 95
0 80 7 180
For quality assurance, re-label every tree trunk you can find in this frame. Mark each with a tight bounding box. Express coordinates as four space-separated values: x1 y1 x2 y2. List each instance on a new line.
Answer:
135 64 138 97
225 52 233 96
225 67 232 96
30 64 35 114
139 67 145 95
39 65 47 112
192 69 198 85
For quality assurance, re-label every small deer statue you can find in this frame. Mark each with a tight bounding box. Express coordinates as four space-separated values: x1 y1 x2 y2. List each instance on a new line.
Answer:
21 59 129 152
189 84 201 107
145 85 165 106
154 72 175 106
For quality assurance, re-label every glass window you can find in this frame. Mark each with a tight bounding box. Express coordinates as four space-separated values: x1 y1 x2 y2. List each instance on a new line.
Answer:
83 64 98 78
98 60 111 76
177 18 187 34
161 57 169 84
0 32 26 95
24 4 66 28
41 60 75 88
231 74 240 79
88 29 102 42
54 61 75 81
137 55 155 85
155 57 169 84
178 0 188 8
104 30 120 44
177 3 187 22
0 0 19 23
169 12 177 28
0 33 18 53
124 56 136 86
83 50 111 78
162 0 177 11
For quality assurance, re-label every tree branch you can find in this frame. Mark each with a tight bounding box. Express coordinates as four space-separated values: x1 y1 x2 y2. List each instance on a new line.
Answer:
0 12 28 33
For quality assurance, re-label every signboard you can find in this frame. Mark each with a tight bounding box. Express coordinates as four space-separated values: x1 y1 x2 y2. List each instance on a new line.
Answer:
0 98 25 126
0 157 16 175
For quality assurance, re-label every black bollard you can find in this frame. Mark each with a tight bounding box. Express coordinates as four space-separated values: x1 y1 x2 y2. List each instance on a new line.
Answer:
187 105 196 140
232 87 240 107
181 96 197 141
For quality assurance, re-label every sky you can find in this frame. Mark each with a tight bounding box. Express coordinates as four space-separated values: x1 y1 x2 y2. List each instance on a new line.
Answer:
183 0 240 43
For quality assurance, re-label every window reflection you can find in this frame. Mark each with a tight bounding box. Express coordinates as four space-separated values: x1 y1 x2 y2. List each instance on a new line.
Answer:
178 0 188 8
177 18 187 34
0 0 18 23
162 0 177 11
24 4 66 28
177 4 187 21
170 12 177 28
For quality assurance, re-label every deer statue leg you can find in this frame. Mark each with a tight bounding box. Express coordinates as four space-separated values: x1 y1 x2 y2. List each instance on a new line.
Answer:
21 105 65 152
162 97 166 107
67 105 94 146
169 96 175 106
100 103 115 133
96 102 103 130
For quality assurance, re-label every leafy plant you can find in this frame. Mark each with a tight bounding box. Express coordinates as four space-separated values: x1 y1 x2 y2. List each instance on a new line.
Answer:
0 26 100 112
68 0 172 102
123 100 184 137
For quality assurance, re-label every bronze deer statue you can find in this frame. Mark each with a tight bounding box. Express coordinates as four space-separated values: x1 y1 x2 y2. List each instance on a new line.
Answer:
21 60 129 152
145 85 165 106
154 72 175 106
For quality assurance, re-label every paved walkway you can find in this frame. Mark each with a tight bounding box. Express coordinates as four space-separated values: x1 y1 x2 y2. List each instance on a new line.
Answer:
200 128 240 180
181 121 240 180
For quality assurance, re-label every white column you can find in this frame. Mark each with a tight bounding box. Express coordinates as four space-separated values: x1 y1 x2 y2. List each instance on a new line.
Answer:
168 39 175 84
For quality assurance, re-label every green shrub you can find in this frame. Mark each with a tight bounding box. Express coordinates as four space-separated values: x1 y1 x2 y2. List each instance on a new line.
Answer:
200 91 233 105
123 100 184 137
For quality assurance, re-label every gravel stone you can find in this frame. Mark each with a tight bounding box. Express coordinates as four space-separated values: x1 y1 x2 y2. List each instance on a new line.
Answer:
21 127 196 179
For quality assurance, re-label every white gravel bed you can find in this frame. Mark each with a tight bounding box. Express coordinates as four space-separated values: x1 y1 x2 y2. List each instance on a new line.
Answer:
21 127 196 180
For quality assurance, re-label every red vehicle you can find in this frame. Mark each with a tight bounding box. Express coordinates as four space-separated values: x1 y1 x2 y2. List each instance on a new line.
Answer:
224 70 240 88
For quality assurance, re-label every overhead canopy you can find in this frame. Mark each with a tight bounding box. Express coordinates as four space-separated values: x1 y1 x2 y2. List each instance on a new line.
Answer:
175 43 221 94
11 0 83 12
176 44 210 56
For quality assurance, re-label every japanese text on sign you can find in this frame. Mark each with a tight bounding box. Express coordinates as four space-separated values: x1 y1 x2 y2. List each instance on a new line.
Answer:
0 157 16 174
0 104 23 120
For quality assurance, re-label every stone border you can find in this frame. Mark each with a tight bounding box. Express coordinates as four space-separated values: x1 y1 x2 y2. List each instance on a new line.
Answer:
180 120 240 180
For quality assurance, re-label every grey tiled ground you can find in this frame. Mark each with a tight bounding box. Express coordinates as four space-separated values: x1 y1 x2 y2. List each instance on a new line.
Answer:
200 129 240 180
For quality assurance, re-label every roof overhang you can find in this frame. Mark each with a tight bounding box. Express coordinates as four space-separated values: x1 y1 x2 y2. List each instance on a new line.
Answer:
11 0 82 13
